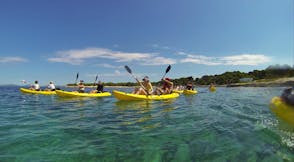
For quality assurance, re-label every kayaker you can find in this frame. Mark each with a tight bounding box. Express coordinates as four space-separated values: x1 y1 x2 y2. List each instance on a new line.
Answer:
77 80 85 93
154 78 173 94
209 83 215 89
91 81 104 93
281 88 294 106
186 82 194 90
30 80 40 91
45 81 56 91
132 76 153 95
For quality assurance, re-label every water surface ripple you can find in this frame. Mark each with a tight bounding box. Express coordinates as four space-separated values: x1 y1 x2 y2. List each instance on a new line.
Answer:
0 86 293 161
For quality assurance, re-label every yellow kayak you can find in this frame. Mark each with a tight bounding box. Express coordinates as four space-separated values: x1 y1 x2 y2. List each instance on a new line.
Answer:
209 86 216 92
56 90 111 98
270 97 294 126
20 88 56 95
183 89 197 95
173 90 183 94
113 90 179 101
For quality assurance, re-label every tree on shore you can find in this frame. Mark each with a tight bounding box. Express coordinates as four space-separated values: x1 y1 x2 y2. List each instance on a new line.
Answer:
67 64 294 86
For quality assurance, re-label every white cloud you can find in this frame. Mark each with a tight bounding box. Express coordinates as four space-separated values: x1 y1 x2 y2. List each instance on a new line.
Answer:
176 52 188 56
142 57 176 65
181 55 221 65
87 70 127 77
151 44 170 50
0 57 28 63
96 63 123 69
48 47 174 66
180 54 271 66
221 54 271 65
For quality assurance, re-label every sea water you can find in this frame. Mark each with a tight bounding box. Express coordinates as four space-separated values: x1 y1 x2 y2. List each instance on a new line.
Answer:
0 86 293 161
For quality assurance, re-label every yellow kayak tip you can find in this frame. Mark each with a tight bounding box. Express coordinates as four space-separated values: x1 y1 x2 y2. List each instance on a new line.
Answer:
270 96 294 126
209 87 216 92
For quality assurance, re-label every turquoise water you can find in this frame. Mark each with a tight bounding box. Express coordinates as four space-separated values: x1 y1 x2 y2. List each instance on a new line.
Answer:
0 86 294 161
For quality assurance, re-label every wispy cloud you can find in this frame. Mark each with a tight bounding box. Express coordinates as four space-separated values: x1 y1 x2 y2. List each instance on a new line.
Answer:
48 47 174 66
142 57 176 65
96 63 123 69
181 54 221 65
87 70 127 78
0 57 28 63
180 53 271 66
221 54 271 65
152 44 170 50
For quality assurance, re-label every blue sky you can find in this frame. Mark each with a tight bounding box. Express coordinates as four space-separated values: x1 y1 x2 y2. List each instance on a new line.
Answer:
0 0 293 85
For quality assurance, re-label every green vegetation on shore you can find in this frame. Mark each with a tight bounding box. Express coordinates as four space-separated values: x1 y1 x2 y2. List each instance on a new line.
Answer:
67 64 294 86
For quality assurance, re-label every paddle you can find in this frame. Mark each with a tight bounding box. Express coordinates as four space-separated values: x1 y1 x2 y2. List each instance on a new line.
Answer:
21 80 29 84
21 80 31 87
93 74 98 86
75 72 79 84
124 65 149 95
161 65 171 80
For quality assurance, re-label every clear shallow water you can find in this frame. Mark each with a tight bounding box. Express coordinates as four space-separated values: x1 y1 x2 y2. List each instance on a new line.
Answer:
0 86 293 161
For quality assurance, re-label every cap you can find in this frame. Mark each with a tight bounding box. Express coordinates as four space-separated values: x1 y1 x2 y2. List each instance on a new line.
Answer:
165 77 171 81
142 76 149 81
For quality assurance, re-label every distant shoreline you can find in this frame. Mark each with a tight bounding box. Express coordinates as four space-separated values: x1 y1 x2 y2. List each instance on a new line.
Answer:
5 77 294 88
65 77 294 88
38 77 294 88
226 77 294 87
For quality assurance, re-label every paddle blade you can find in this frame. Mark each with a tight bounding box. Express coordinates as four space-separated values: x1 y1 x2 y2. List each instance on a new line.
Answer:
95 75 98 82
75 72 79 82
124 65 132 74
166 65 171 73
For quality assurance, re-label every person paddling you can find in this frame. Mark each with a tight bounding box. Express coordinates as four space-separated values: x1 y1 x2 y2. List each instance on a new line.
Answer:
154 78 174 95
186 82 194 90
46 81 56 91
30 80 40 91
132 76 153 95
91 81 104 93
209 83 215 89
281 87 294 106
77 80 85 93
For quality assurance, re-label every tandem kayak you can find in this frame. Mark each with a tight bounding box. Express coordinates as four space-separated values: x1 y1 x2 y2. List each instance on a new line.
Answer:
183 89 197 95
20 88 56 95
270 97 294 126
209 87 216 92
113 90 179 101
56 90 111 98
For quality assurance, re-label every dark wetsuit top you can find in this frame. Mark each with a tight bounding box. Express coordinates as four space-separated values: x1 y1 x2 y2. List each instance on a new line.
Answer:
96 84 104 93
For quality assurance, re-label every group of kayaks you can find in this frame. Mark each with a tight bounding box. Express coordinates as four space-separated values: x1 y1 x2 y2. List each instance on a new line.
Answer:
19 87 209 101
20 87 294 126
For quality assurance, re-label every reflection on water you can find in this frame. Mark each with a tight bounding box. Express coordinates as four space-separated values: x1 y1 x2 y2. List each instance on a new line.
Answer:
114 100 177 129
